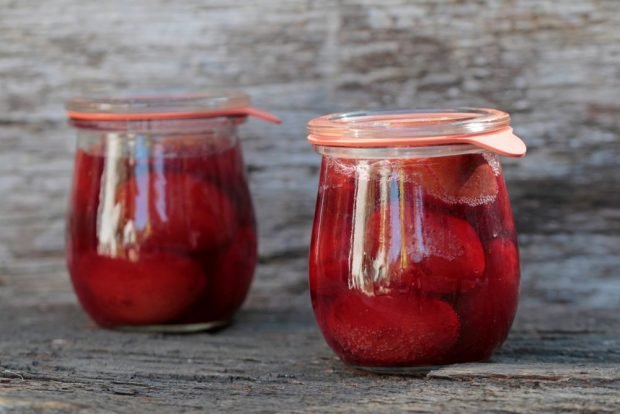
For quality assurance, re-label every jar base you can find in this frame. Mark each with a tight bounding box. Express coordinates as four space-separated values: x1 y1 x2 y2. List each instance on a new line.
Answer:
111 320 231 333
350 364 444 376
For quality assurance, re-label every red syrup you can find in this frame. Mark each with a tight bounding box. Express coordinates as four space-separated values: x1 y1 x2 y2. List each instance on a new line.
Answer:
309 153 520 367
66 142 257 329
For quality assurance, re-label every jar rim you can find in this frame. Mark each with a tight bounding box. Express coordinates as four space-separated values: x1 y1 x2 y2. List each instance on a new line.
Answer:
315 143 486 159
65 91 281 125
307 108 526 157
66 91 250 119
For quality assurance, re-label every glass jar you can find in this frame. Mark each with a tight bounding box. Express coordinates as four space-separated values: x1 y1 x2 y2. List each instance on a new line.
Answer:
65 92 279 332
306 108 526 371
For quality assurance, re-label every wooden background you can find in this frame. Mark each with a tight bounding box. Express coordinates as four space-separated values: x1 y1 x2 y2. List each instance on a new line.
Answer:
1 0 619 412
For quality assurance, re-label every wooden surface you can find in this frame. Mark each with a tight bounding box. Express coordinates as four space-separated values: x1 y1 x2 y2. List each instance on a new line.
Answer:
1 0 619 412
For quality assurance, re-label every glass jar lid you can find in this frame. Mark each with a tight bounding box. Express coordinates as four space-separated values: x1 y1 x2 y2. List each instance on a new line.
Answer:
66 91 280 124
307 108 525 157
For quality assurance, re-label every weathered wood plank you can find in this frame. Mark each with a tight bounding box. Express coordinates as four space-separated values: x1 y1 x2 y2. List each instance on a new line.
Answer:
1 299 620 413
1 234 620 412
1 0 619 412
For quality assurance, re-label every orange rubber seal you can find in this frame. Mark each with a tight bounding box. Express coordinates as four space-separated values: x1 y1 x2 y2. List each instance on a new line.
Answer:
67 106 281 124
307 109 526 157
66 92 281 124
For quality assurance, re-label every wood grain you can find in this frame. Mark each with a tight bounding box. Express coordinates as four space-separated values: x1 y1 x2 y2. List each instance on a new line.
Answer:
0 0 619 412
